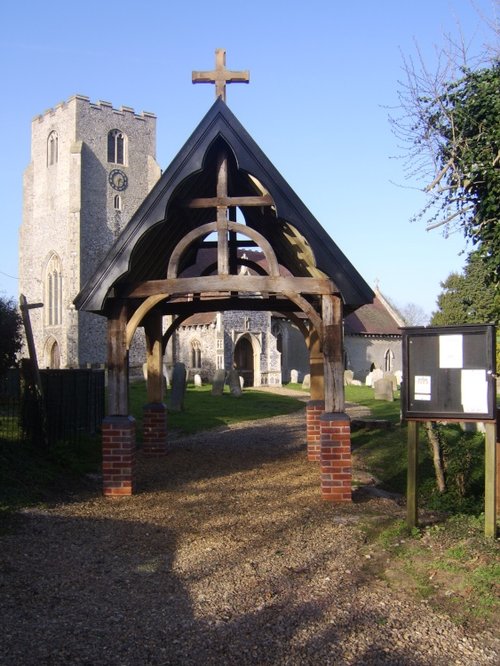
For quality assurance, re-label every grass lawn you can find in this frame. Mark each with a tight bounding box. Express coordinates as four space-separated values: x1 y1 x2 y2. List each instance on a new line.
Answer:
130 382 304 436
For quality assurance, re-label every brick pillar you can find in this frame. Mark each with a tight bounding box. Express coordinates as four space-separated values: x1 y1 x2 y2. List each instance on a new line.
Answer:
102 416 136 497
306 400 325 461
142 403 167 456
320 412 352 502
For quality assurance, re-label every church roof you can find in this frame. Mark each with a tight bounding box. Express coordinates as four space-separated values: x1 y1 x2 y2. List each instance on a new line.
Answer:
344 290 404 336
75 98 374 314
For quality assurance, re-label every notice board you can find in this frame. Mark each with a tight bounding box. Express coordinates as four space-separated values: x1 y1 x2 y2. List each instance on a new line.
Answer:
402 324 496 420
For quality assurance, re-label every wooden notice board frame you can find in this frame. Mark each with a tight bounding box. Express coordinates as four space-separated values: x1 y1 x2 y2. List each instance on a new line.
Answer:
402 324 496 421
401 324 498 537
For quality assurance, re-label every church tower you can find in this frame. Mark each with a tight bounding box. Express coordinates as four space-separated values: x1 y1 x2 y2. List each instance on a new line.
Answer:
19 95 161 368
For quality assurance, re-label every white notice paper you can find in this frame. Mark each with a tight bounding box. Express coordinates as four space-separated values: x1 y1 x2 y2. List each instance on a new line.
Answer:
414 375 431 401
439 334 463 368
461 369 488 414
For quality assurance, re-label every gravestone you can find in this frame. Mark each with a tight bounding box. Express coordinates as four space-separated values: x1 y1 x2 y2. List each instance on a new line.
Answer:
302 373 311 390
394 370 403 387
239 375 245 389
344 370 354 386
194 373 202 387
169 362 187 411
383 371 397 391
142 362 148 381
365 371 374 387
290 369 299 384
227 368 242 397
211 369 226 396
374 378 394 401
163 364 171 388
372 368 384 384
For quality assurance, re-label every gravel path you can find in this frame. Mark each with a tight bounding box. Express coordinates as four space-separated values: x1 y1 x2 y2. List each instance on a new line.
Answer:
0 406 498 665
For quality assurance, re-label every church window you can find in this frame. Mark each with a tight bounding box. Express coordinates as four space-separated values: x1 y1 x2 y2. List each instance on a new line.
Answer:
45 254 62 326
191 339 202 368
107 129 127 165
47 131 58 166
114 194 122 210
384 348 394 372
216 354 224 369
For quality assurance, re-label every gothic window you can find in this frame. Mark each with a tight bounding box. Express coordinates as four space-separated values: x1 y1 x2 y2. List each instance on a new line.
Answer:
107 129 127 165
384 348 395 372
114 194 122 210
45 254 62 326
191 339 202 368
47 131 58 166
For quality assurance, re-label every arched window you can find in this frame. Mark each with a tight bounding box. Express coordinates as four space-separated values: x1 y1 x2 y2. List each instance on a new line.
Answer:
47 131 58 166
107 129 127 164
45 254 62 326
191 340 202 368
114 194 122 210
384 348 395 372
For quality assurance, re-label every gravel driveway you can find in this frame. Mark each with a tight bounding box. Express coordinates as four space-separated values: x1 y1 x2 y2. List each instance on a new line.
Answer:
0 405 498 665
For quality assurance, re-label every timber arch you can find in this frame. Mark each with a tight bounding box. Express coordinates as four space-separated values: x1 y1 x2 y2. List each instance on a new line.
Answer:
75 98 374 499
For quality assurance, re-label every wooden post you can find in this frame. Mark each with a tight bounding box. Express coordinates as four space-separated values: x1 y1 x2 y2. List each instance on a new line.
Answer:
144 308 164 404
107 300 129 416
484 419 497 538
216 153 229 275
322 294 344 413
308 330 324 401
407 420 419 529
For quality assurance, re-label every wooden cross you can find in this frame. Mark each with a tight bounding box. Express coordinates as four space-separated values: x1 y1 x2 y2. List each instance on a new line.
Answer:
192 48 249 102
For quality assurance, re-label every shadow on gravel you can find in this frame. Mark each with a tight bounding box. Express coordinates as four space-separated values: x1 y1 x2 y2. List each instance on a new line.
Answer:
0 509 430 665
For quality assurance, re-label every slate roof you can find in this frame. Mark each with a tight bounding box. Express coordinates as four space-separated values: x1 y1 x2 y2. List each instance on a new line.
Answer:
75 99 374 315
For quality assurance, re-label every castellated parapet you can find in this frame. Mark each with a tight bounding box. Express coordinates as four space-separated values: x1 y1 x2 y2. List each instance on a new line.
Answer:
20 94 161 369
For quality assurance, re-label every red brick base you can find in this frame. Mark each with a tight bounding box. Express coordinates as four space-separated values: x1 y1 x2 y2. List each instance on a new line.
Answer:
102 416 136 497
142 403 167 456
320 412 352 502
306 400 325 461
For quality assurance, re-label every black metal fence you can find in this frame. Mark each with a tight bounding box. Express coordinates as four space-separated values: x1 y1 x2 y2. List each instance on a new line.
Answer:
0 367 105 446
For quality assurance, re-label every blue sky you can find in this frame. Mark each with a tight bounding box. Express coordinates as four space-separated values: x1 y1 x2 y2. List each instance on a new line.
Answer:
0 0 497 317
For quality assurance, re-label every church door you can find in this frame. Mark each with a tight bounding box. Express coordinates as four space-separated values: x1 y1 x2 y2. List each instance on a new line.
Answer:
233 336 254 387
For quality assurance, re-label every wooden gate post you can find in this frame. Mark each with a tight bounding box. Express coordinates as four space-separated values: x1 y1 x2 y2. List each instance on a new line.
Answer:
319 294 351 502
143 308 167 456
103 300 136 496
306 331 324 461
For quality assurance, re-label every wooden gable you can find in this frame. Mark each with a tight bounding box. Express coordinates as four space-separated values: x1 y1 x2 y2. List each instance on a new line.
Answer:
74 98 373 315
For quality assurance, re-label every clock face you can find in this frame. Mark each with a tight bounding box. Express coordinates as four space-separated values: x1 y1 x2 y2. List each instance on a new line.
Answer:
109 169 128 191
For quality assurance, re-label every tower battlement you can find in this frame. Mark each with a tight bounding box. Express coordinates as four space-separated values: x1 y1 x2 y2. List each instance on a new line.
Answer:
34 94 156 124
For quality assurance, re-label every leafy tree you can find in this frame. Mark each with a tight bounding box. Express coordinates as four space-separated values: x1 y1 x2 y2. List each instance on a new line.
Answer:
0 297 22 376
392 37 500 286
431 250 499 326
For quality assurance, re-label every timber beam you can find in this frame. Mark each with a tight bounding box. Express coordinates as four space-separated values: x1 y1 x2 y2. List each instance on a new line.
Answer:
122 275 335 299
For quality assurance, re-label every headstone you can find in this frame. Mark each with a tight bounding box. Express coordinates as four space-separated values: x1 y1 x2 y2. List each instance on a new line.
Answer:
194 373 202 387
142 362 148 381
374 378 394 401
365 371 374 387
302 373 311 390
227 368 242 397
394 370 403 388
163 364 171 388
239 375 244 389
351 379 362 386
372 368 384 384
383 372 398 391
211 369 226 396
169 362 187 411
290 368 299 384
344 370 354 386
